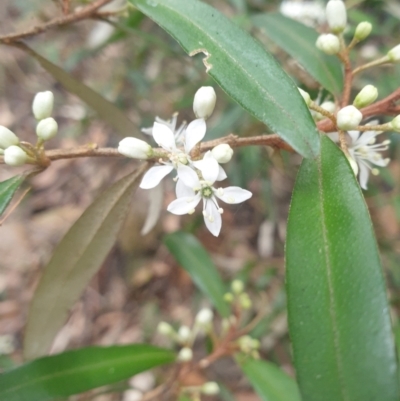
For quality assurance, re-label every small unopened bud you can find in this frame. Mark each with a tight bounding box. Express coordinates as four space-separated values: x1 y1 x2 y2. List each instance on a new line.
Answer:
0 126 19 149
224 292 234 303
32 91 54 120
353 85 378 109
320 101 336 114
193 86 216 119
336 105 363 130
201 382 220 395
354 22 372 41
326 0 347 33
36 117 58 141
316 34 340 55
157 322 174 336
118 137 153 159
231 279 244 295
177 326 191 343
195 308 213 326
239 293 252 309
298 88 311 106
211 144 233 163
390 115 400 132
4 146 28 167
346 155 359 176
177 347 193 362
387 44 400 62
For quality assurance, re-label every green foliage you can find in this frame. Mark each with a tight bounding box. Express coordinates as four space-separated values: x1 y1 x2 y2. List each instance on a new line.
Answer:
129 0 320 158
0 175 25 217
0 344 174 401
286 137 400 401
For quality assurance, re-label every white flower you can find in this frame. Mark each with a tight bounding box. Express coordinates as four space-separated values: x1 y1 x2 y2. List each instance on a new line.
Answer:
193 87 216 119
0 126 19 149
348 125 390 189
32 91 54 120
201 382 220 395
279 1 325 27
118 137 153 159
326 0 347 33
167 153 252 237
316 34 340 55
140 118 207 189
195 308 213 326
177 347 193 362
36 117 58 141
4 146 28 167
336 105 363 130
211 144 233 164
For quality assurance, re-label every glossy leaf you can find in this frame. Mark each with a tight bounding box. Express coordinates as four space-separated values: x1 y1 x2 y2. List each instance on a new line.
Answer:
129 0 319 158
285 136 399 401
164 231 229 317
252 13 343 96
0 344 174 401
240 359 301 401
0 175 25 216
14 43 140 138
24 165 147 360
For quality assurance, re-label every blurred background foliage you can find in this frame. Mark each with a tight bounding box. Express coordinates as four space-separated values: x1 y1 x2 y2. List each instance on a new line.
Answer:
0 0 399 399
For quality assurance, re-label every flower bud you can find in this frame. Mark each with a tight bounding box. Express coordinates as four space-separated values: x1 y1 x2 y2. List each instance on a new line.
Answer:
4 146 28 167
201 382 220 395
157 322 174 336
326 0 347 33
346 155 359 176
177 326 191 343
223 292 234 303
193 86 216 119
195 308 213 326
316 34 340 55
298 88 311 106
387 44 400 62
36 117 58 141
0 126 19 149
390 115 400 132
32 91 54 120
231 279 244 294
320 101 336 114
118 137 153 159
239 293 252 310
177 347 193 362
353 85 378 109
354 22 372 41
211 144 233 163
336 105 363 130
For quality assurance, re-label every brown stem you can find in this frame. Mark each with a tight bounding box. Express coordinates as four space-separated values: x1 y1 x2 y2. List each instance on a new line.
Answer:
61 0 71 15
339 36 353 107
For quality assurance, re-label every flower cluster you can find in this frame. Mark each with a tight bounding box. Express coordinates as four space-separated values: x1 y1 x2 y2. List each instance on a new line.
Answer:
118 87 252 236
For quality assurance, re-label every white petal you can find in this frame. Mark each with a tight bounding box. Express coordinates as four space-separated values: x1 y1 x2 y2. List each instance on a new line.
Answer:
369 157 387 167
198 155 219 184
357 130 377 146
203 201 222 237
217 165 227 181
176 179 195 198
216 187 252 204
184 118 206 153
167 194 201 215
358 161 370 190
140 165 173 189
347 130 360 144
177 164 200 188
152 122 176 151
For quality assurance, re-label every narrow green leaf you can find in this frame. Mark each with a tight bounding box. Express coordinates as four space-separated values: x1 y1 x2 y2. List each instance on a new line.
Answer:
129 0 319 158
252 13 343 96
13 42 140 138
0 175 25 216
285 136 399 401
240 359 301 401
0 344 174 401
164 231 229 317
24 165 147 360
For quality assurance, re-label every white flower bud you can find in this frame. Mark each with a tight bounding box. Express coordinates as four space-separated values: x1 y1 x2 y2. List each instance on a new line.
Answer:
193 86 216 119
239 293 252 310
177 347 193 362
195 308 213 326
211 144 233 164
390 115 400 132
298 88 311 106
201 382 220 395
4 146 28 167
36 117 58 141
0 126 19 149
346 155 359 176
353 85 378 109
326 0 347 33
354 22 372 41
32 91 54 120
316 34 340 55
336 105 363 130
157 322 174 336
177 326 191 343
387 44 400 62
320 101 336 114
231 279 244 294
118 137 153 159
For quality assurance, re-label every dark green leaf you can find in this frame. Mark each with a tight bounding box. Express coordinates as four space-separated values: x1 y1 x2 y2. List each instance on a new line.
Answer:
0 175 25 217
285 136 399 401
240 359 301 401
164 231 229 317
252 13 343 96
0 344 174 401
13 43 140 138
129 0 319 158
24 165 147 360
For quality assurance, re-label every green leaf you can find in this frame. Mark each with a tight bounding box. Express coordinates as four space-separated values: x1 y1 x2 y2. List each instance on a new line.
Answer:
0 175 25 217
0 344 174 401
13 42 140 138
251 13 343 96
285 136 400 401
24 165 147 360
240 359 301 401
129 0 319 158
164 231 229 317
